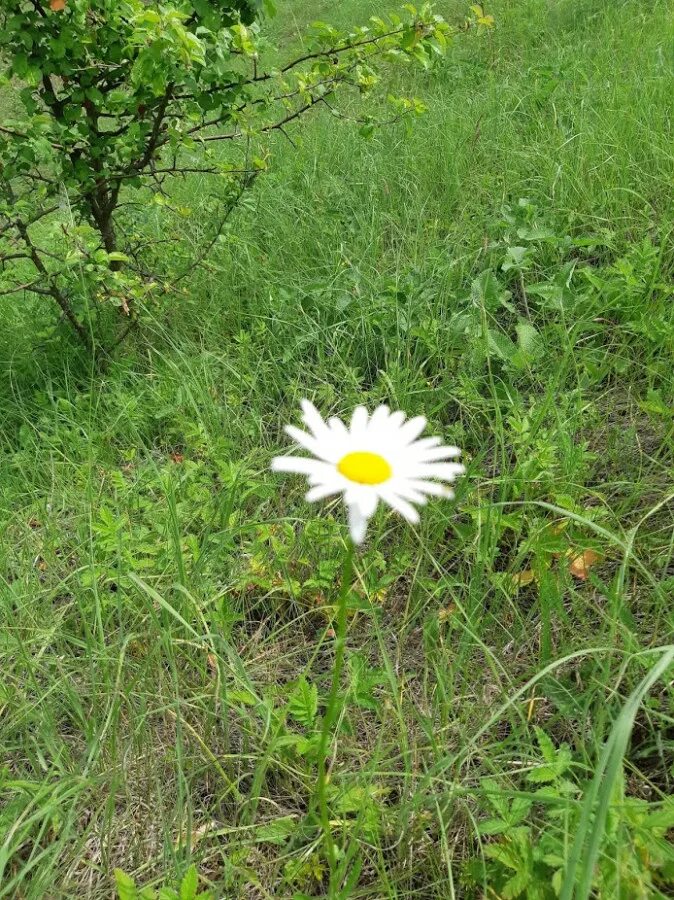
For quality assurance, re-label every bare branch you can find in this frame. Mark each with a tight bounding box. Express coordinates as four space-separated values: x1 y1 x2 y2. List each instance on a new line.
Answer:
0 252 32 263
111 315 139 349
15 220 91 349
0 123 64 150
0 280 51 297
131 84 175 174
170 171 258 287
200 94 327 143
253 26 406 83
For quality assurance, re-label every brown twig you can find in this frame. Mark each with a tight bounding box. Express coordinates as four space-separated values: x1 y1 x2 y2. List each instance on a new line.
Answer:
0 280 48 297
15 220 91 350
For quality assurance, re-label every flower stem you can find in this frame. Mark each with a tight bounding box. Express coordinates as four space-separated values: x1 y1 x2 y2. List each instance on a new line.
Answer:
315 538 355 887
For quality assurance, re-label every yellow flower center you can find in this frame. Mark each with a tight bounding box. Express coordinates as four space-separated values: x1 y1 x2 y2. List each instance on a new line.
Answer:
337 451 392 485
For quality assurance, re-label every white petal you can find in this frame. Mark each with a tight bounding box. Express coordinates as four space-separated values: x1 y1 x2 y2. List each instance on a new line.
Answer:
386 410 406 431
300 399 331 441
411 436 442 450
388 483 428 505
397 415 427 446
380 488 420 524
285 424 334 461
305 482 343 503
350 405 369 437
408 462 466 480
367 404 391 430
405 479 454 498
343 485 377 517
272 456 333 477
347 504 368 544
408 445 462 462
328 416 349 440
284 424 319 453
355 488 378 518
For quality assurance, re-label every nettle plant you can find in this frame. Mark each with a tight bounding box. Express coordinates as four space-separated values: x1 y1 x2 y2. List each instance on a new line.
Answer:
0 0 463 352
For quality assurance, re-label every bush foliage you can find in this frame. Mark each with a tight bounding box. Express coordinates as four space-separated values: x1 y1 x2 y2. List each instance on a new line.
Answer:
0 0 453 350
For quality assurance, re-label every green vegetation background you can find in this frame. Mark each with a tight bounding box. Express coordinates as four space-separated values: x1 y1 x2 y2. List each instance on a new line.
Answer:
1 0 673 897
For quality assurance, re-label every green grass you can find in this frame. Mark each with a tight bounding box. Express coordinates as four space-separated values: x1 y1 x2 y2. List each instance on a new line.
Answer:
1 0 674 897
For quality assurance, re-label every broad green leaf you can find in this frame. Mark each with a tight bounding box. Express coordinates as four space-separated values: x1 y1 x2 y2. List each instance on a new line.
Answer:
483 843 521 870
527 765 559 784
477 817 509 835
288 678 318 727
534 727 557 765
180 865 198 900
502 867 531 899
114 870 138 900
516 321 544 360
255 816 296 845
510 797 533 824
227 689 257 707
471 269 503 310
487 328 518 363
644 799 674 831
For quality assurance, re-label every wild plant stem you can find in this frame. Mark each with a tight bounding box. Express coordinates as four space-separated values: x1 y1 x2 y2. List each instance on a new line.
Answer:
315 538 355 890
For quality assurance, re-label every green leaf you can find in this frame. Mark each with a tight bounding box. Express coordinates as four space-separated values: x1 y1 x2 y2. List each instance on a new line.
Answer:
349 652 385 710
516 321 544 360
477 817 509 835
481 779 511 817
288 678 318 727
12 52 29 78
526 765 559 784
644 799 674 831
487 328 518 363
255 815 296 845
556 745 573 772
483 843 521 870
471 269 504 310
517 224 556 241
228 688 257 707
502 245 530 271
114 870 138 900
510 797 533 824
502 867 531 899
180 865 198 900
534 727 557 765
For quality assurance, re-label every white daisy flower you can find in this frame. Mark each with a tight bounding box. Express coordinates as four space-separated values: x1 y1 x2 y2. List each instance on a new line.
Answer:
272 400 465 544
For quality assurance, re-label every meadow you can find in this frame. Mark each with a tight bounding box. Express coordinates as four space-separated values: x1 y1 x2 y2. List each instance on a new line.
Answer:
1 0 673 897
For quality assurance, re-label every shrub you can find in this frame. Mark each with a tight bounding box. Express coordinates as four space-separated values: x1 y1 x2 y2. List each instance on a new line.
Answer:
0 0 457 351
